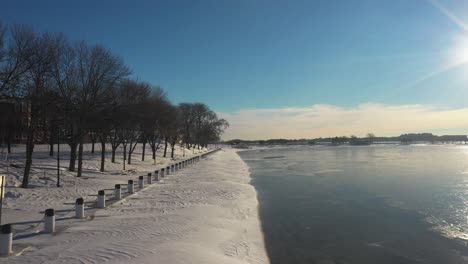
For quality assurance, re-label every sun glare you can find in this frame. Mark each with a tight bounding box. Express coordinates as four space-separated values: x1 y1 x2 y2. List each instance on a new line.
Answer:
450 36 468 66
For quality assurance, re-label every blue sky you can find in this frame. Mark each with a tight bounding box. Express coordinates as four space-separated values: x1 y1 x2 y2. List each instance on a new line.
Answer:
3 0 468 139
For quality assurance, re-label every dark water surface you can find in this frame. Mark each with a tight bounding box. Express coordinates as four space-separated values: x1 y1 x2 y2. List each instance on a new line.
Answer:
239 145 468 264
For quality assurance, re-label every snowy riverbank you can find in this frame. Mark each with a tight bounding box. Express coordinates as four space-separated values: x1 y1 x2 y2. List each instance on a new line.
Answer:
0 148 268 264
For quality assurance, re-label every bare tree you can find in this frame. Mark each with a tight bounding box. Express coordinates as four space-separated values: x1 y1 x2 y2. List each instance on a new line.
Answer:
117 80 150 165
52 41 130 177
109 128 122 163
165 104 180 159
198 117 229 148
0 24 34 98
88 101 119 172
160 103 179 158
141 87 168 162
177 102 227 149
178 103 195 149
21 30 62 188
0 24 34 154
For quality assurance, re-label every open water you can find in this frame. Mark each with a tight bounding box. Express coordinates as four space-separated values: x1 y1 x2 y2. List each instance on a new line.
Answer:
239 145 468 263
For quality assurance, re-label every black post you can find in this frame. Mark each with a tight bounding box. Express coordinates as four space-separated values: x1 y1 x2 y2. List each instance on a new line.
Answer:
76 198 84 205
57 130 60 187
0 176 4 225
45 208 55 217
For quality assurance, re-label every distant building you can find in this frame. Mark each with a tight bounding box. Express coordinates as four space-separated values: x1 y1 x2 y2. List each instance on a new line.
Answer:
0 97 28 144
437 135 468 142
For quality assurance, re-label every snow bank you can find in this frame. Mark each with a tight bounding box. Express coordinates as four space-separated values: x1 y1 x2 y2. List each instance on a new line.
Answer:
0 149 269 264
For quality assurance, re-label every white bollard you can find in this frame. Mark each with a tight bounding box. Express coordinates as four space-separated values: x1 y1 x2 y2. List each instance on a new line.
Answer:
155 170 160 181
75 198 85 219
160 169 164 178
147 173 152 184
128 180 134 194
166 166 170 175
0 224 12 256
97 190 106 208
139 176 144 189
44 208 55 234
115 184 121 200
171 165 174 173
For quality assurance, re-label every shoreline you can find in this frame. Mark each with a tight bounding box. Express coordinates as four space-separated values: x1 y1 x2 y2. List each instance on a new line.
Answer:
1 148 269 264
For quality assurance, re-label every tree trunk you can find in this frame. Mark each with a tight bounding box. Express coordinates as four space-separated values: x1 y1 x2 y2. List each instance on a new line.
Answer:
171 144 175 159
123 144 127 170
69 142 77 171
21 128 34 188
49 142 54 157
141 142 146 161
100 141 105 172
77 139 84 177
111 147 116 163
152 144 156 160
91 140 95 154
163 138 168 157
128 143 132 165
7 128 12 154
48 122 55 156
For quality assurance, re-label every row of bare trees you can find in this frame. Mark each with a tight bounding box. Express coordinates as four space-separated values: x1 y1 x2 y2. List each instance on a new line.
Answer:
0 23 228 188
178 103 229 150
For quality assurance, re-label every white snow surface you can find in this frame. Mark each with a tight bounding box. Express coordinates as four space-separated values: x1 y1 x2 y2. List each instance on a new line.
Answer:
0 148 268 264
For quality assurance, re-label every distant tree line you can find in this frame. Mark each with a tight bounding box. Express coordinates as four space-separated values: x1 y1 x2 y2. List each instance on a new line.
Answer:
226 133 468 146
0 22 228 188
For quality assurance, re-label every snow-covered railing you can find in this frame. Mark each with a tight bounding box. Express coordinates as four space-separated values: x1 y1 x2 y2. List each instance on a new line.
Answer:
0 148 222 257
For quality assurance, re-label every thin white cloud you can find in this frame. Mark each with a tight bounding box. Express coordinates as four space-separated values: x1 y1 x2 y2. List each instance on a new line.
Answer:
429 0 468 34
218 104 468 140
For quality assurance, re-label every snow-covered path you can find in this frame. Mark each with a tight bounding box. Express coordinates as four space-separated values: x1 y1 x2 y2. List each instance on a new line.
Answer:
1 149 269 264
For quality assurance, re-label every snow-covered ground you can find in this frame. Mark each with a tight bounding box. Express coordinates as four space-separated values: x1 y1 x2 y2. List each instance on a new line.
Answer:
0 143 207 226
0 146 268 263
